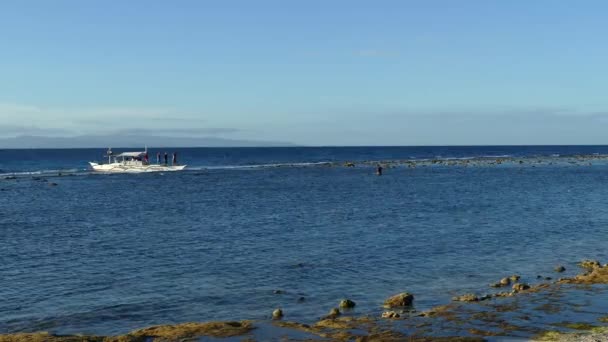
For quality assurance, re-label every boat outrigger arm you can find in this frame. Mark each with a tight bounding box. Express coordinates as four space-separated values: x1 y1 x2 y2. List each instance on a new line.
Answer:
89 147 186 173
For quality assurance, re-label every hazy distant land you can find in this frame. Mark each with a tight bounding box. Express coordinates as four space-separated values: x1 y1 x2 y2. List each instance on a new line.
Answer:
0 135 295 149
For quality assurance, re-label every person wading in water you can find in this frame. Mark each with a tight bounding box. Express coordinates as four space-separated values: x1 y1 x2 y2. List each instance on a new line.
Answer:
376 164 383 176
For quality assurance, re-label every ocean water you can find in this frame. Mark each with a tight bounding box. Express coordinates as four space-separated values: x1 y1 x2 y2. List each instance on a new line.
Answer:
1 146 608 337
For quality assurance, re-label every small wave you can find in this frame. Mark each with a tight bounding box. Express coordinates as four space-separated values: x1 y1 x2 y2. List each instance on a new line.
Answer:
0 168 86 178
480 154 513 158
187 162 332 171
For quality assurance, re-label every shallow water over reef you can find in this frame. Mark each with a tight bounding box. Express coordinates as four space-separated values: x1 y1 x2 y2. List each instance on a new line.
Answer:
1 146 608 338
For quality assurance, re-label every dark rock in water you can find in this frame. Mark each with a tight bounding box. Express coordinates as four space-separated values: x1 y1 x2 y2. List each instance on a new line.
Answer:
545 277 553 280
344 162 355 167
339 299 356 309
512 283 530 292
479 294 492 301
536 275 543 279
273 290 284 295
4 176 16 180
272 308 283 320
48 182 58 186
555 265 566 273
297 297 306 303
452 294 479 302
383 293 414 308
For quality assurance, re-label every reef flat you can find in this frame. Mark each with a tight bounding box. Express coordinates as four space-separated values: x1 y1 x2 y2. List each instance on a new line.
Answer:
3 260 608 341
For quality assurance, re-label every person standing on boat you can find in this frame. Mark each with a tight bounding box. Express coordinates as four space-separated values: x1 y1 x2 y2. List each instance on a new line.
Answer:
156 152 161 164
172 152 177 165
164 152 168 165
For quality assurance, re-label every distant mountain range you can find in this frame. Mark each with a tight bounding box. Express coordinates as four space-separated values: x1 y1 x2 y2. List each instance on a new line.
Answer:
0 135 295 148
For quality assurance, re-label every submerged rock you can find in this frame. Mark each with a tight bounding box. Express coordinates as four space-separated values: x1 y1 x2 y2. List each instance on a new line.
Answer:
339 299 356 309
479 294 492 301
272 308 283 320
383 292 414 308
452 294 479 302
554 265 566 273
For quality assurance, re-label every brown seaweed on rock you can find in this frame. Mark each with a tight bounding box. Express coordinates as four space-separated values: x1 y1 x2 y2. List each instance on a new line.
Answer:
0 321 255 342
559 260 608 285
127 321 254 340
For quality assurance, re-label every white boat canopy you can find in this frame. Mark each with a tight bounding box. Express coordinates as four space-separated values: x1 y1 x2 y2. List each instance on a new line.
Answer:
115 152 146 157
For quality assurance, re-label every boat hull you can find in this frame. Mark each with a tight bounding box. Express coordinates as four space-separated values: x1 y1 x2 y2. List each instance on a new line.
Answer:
89 162 186 173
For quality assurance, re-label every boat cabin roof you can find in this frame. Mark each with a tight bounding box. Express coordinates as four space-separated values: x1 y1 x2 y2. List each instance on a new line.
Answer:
116 151 146 157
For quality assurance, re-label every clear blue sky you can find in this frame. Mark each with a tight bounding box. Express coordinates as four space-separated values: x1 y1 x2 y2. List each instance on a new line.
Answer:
1 0 608 145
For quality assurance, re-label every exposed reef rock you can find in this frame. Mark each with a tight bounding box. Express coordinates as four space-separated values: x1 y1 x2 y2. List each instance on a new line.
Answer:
578 259 602 269
339 299 356 309
272 308 283 320
512 283 531 292
381 311 401 319
383 292 414 307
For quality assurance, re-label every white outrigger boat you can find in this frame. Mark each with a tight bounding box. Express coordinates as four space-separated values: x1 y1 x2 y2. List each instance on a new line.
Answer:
89 148 186 173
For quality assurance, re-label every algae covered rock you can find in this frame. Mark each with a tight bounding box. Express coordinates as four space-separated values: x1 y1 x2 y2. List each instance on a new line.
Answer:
322 307 341 320
129 321 254 339
383 292 414 308
339 299 356 309
452 294 479 302
512 283 530 292
509 274 520 282
579 259 602 269
491 277 511 288
554 265 566 273
272 308 283 320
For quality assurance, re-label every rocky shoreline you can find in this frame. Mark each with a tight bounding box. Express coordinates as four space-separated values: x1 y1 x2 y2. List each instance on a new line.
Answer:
2 259 608 341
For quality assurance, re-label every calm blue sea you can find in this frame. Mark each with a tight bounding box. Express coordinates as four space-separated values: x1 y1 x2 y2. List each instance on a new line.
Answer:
1 146 608 336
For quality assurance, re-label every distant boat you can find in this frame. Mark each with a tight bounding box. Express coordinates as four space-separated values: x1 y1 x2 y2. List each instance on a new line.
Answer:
89 148 186 173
